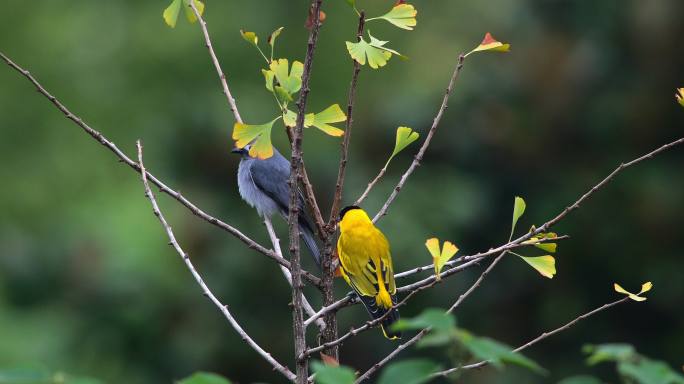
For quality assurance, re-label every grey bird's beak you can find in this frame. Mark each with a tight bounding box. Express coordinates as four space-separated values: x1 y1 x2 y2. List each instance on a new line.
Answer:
231 147 243 154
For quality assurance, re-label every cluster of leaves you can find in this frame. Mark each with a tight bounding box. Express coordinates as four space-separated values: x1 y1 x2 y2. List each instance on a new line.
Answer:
559 344 684 384
231 28 347 159
312 308 544 384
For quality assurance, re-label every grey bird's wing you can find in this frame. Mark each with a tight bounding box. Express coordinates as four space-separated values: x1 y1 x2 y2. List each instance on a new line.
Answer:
248 151 321 267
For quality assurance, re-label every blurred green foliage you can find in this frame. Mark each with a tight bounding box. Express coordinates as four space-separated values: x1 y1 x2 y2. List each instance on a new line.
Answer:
1 1 683 383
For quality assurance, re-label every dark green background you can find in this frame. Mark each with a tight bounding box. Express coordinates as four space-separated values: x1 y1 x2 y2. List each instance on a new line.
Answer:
1 1 682 383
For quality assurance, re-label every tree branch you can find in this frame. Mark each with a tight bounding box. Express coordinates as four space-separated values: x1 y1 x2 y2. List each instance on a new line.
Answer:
265 217 326 332
355 252 505 383
289 1 324 382
188 1 242 123
0 51 322 288
329 11 365 225
432 297 630 378
371 54 465 223
136 141 295 382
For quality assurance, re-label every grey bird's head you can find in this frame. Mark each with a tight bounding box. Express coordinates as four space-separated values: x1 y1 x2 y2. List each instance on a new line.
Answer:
231 143 252 159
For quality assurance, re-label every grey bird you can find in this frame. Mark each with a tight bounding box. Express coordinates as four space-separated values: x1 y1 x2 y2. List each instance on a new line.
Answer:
232 144 321 267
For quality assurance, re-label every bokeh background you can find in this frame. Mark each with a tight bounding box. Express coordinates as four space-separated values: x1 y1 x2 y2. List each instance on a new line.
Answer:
1 1 683 383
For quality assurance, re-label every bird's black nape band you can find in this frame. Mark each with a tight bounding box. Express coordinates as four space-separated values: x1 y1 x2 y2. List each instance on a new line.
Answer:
339 205 362 220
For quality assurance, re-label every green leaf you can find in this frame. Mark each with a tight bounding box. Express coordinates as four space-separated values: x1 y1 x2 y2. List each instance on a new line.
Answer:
511 196 526 236
344 0 356 9
346 32 404 69
377 359 441 384
557 375 604 384
310 104 346 137
535 242 557 253
390 126 420 160
369 4 418 30
283 109 314 128
268 27 284 48
457 331 545 374
270 58 303 96
232 118 279 159
618 358 684 384
261 69 275 92
311 362 356 384
274 85 293 103
240 30 259 47
177 372 232 384
392 308 455 333
583 343 636 365
163 0 182 28
518 255 556 279
183 0 204 23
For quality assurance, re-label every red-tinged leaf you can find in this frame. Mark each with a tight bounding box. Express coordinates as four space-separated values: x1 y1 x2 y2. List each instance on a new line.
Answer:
465 32 511 57
395 0 406 5
305 8 326 29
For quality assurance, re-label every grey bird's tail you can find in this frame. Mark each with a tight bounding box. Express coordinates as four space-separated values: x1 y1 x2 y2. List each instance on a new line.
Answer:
298 214 321 268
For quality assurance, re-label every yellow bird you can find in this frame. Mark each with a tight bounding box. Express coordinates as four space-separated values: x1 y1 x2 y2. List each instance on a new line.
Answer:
337 206 401 339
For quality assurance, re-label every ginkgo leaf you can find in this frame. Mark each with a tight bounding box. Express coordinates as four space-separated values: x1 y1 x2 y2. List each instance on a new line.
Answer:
535 242 557 253
389 126 420 161
346 32 404 69
262 69 275 92
163 0 182 28
183 0 205 23
425 238 459 279
274 85 293 103
283 110 314 128
465 32 511 57
270 59 304 96
522 234 558 253
232 118 278 159
510 196 526 238
368 3 418 30
613 282 653 302
240 30 259 47
518 255 556 279
268 27 284 48
676 88 684 107
310 104 346 137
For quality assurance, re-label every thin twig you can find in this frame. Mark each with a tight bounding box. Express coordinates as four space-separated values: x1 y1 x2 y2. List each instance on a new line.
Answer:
0 51 321 288
329 11 365 225
355 253 505 383
355 162 388 206
431 297 630 377
372 54 465 223
188 1 242 123
289 1 324 382
136 140 295 382
265 218 326 332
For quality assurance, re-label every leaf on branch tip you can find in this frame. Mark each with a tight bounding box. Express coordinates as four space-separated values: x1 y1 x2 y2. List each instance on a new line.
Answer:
183 0 205 23
510 196 526 237
240 30 259 46
346 32 404 69
232 118 278 159
518 255 556 279
465 32 511 57
270 58 304 99
676 88 684 107
614 281 653 302
268 27 284 47
369 3 418 31
163 0 182 28
425 238 459 279
390 126 420 161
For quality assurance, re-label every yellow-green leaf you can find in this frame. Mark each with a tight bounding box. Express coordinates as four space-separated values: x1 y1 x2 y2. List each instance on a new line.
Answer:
232 119 278 159
519 255 556 279
676 88 684 107
261 69 275 92
390 126 419 160
240 30 259 47
183 0 204 23
613 283 648 302
346 32 404 69
465 32 511 57
535 242 557 253
310 104 346 137
283 110 314 128
163 0 182 28
640 281 653 294
425 238 459 279
270 59 303 96
268 27 284 48
369 4 417 31
511 196 526 237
